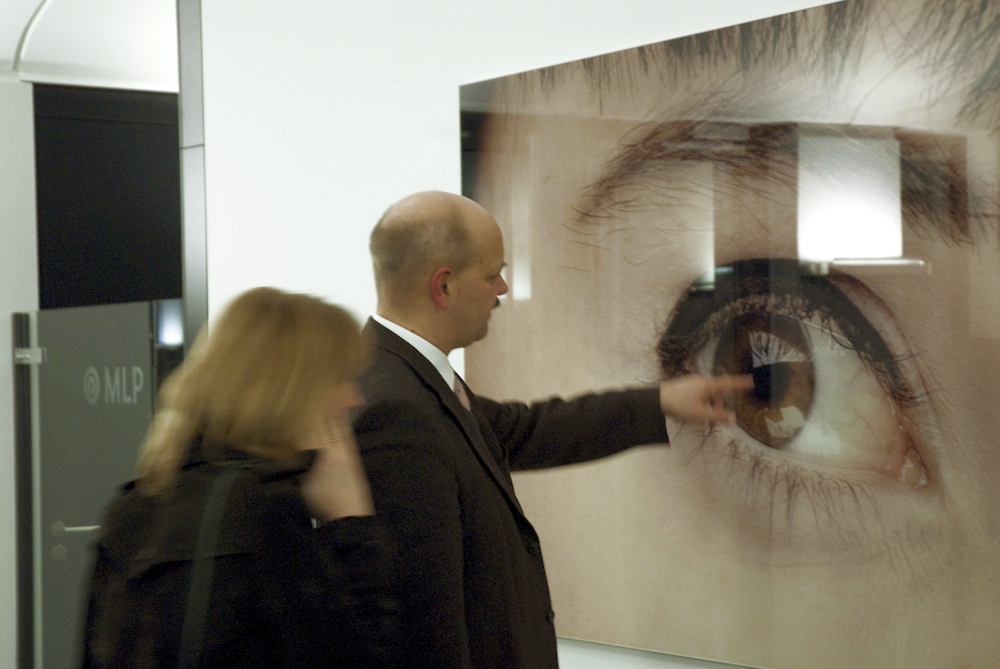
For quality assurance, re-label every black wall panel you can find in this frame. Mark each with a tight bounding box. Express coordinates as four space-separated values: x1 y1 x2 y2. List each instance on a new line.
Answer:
34 85 182 309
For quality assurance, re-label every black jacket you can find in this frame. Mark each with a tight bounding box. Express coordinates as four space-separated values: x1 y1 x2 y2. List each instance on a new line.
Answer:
354 319 669 669
81 440 400 668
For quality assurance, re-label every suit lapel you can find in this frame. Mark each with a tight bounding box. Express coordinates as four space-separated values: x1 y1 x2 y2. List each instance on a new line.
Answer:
364 320 526 519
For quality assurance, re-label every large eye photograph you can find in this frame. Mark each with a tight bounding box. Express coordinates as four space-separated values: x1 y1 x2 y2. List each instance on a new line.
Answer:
461 1 1000 667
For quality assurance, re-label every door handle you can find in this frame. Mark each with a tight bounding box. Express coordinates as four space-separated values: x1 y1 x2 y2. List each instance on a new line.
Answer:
51 521 100 536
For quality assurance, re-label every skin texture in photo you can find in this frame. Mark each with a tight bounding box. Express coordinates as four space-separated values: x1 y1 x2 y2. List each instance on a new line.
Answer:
461 1 1000 667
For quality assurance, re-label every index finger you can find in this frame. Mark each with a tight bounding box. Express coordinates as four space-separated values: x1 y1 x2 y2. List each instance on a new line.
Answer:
707 374 754 393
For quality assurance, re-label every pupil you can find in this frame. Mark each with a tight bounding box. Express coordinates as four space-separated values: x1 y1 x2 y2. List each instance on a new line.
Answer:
752 363 791 406
712 314 815 448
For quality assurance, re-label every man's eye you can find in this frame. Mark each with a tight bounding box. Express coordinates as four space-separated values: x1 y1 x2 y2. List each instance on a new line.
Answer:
660 259 928 487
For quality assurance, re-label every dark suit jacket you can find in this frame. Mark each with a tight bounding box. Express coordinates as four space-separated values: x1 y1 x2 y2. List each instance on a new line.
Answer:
354 319 669 669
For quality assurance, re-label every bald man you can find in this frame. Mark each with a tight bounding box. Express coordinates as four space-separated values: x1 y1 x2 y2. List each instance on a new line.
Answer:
352 191 749 669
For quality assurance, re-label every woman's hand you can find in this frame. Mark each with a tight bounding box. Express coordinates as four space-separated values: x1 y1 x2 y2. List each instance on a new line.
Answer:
299 418 375 521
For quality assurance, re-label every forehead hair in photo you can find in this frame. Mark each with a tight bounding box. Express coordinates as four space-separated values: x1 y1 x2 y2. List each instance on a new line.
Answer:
486 1 1000 128
460 0 1000 667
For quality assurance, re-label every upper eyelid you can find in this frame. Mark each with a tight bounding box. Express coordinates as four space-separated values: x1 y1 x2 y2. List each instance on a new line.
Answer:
658 259 916 407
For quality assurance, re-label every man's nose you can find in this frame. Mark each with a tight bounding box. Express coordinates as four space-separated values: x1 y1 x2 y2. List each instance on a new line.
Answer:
496 274 509 296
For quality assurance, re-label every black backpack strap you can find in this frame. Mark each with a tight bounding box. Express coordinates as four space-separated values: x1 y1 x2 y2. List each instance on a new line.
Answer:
176 467 241 669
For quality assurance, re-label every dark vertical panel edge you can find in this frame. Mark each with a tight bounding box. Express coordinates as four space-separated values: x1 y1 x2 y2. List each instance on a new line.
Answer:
12 313 33 669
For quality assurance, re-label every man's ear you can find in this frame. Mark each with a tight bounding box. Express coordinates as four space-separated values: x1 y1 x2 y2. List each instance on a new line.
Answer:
430 266 454 309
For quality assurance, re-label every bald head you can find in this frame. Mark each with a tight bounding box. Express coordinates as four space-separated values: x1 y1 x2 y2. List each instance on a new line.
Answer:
370 191 491 314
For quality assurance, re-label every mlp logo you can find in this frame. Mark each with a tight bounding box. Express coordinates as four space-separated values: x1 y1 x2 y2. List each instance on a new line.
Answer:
83 366 146 405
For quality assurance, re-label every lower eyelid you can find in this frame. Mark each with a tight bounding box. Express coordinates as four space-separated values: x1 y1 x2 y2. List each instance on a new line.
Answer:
676 423 937 558
719 437 881 538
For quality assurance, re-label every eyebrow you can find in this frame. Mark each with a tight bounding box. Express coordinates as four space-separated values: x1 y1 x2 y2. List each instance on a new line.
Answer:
575 120 982 246
904 1 1000 126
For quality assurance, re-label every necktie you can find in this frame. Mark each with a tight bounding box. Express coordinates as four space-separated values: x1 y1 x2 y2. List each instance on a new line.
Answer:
454 377 472 411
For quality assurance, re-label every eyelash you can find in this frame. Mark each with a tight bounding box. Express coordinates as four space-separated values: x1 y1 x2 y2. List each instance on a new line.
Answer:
659 264 919 410
692 429 883 542
704 295 907 400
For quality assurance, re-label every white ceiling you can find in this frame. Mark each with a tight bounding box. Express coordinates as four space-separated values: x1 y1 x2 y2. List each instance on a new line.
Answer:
1 0 178 92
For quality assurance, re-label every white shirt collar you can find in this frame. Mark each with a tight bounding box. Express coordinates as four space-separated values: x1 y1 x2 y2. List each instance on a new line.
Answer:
372 314 456 389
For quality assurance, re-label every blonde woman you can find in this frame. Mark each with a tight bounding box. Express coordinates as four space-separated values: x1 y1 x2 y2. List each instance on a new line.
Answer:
81 288 398 668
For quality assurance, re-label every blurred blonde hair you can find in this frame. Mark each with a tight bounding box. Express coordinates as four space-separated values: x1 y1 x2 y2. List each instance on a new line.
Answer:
137 287 368 494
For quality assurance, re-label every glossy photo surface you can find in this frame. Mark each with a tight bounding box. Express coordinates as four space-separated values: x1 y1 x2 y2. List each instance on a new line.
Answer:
461 1 1000 666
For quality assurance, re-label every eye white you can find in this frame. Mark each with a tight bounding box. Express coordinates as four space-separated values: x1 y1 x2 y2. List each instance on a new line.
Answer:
783 320 909 469
696 315 909 471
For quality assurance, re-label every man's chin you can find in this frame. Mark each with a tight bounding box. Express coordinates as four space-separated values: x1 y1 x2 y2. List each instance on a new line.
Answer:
453 327 489 351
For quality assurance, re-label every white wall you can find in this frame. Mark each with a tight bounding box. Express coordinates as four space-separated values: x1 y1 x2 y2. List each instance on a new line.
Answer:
200 0 832 323
198 1 828 667
0 74 39 669
0 0 41 70
557 638 745 668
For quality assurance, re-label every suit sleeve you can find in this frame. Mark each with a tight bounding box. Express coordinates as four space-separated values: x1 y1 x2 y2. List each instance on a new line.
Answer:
255 491 402 669
353 399 474 669
479 387 669 471
313 516 401 668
